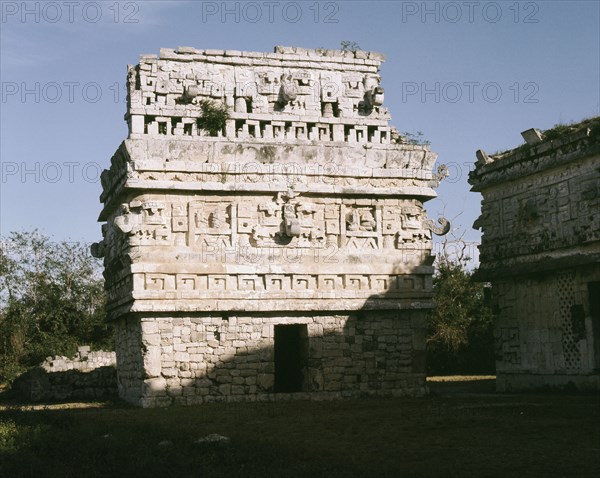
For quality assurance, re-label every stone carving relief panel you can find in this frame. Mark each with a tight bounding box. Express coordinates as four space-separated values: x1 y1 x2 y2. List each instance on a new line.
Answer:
495 327 521 366
476 161 600 261
95 195 436 255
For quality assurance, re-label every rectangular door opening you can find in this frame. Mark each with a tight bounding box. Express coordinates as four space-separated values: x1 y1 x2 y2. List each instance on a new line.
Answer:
274 324 308 393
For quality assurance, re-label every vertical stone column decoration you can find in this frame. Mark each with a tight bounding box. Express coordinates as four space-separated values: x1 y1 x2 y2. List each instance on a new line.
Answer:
93 46 448 407
469 119 600 392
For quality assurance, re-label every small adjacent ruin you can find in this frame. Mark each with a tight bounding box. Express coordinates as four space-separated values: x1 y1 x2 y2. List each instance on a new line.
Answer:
470 118 600 391
13 347 117 402
93 46 448 407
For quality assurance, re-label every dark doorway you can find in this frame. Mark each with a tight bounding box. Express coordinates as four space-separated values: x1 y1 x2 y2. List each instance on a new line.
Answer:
588 282 600 370
274 324 308 393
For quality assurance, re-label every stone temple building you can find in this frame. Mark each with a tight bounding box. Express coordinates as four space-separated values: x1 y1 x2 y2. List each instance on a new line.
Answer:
93 46 449 407
469 118 600 391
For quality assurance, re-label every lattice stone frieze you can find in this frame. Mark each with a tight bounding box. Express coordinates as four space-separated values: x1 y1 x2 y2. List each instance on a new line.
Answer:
557 271 581 370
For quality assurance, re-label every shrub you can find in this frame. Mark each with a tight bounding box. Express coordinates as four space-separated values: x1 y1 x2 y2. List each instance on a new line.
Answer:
196 100 229 136
0 231 111 384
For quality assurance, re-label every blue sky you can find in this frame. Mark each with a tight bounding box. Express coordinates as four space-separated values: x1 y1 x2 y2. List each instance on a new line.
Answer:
1 0 599 265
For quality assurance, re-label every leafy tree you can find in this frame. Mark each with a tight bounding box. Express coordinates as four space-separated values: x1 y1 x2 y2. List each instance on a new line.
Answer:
427 238 495 375
0 231 111 383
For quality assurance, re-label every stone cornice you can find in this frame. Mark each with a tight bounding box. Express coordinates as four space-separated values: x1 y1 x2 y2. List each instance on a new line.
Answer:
473 245 600 281
469 119 600 191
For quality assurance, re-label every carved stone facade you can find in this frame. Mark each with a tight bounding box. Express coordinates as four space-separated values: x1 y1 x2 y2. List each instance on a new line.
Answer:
94 46 448 407
470 118 600 391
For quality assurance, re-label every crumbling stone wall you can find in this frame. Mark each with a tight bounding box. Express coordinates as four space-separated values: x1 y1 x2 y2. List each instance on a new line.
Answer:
13 346 117 402
470 118 600 391
94 46 448 407
42 346 116 372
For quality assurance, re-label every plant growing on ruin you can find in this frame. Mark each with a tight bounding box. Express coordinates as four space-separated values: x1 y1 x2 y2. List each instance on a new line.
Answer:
196 99 229 136
399 131 431 146
542 123 572 141
542 117 600 142
340 41 361 52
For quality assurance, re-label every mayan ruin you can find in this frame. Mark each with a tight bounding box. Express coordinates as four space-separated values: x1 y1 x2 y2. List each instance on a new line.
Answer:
91 45 449 407
4 2 600 475
469 118 600 391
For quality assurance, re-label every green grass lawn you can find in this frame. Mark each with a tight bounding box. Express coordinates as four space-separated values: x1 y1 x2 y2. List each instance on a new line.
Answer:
1 380 599 478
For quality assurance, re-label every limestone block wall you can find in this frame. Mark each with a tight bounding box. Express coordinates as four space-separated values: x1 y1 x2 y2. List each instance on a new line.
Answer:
470 118 600 391
13 347 117 402
42 347 116 372
114 311 427 407
114 316 144 404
